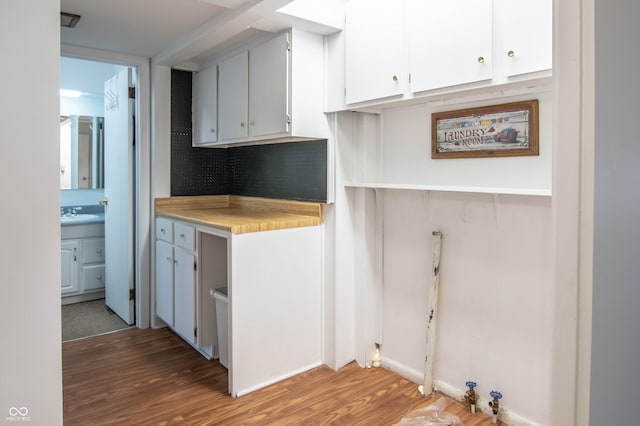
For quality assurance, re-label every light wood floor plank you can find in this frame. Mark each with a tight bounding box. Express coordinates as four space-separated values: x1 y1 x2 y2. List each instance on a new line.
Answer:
63 328 500 425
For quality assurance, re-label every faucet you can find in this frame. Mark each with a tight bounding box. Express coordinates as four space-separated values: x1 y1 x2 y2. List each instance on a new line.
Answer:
62 206 83 217
489 390 502 424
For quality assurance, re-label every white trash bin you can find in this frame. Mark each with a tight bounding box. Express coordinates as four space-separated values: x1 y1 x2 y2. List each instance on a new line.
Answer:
213 287 228 369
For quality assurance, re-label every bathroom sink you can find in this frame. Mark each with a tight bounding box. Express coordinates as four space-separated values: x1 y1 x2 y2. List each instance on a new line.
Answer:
60 214 100 224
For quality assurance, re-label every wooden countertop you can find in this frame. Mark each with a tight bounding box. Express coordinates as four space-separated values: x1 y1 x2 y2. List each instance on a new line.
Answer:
155 195 322 234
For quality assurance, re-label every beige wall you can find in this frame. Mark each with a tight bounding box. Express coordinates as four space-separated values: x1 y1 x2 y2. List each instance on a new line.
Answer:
0 1 63 424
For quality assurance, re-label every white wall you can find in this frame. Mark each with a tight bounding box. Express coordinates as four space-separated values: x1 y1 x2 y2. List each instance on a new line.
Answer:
0 1 63 425
149 64 172 329
379 93 552 192
380 190 552 424
60 188 106 206
590 0 640 423
60 95 104 118
60 57 126 117
339 93 555 424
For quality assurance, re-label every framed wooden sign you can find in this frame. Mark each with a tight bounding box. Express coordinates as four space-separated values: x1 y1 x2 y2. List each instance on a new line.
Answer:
431 100 539 159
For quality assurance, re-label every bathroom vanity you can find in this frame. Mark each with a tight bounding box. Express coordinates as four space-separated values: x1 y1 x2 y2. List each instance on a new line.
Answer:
155 195 323 397
61 211 106 305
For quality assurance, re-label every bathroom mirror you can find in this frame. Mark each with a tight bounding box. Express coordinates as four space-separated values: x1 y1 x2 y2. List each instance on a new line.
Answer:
60 115 104 189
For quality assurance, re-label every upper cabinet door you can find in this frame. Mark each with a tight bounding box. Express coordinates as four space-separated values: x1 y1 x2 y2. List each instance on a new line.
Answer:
219 51 249 141
192 65 218 145
408 0 493 93
500 0 552 77
249 32 289 137
345 0 404 104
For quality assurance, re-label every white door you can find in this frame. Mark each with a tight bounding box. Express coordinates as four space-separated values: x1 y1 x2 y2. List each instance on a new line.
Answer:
104 68 135 324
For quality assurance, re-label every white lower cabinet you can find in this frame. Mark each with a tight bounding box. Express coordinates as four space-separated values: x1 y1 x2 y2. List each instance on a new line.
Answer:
155 215 322 397
61 240 79 295
155 240 174 326
61 225 106 304
155 218 200 351
173 248 196 345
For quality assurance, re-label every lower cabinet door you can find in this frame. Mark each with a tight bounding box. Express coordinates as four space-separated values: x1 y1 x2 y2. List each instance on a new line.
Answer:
155 240 174 326
61 240 79 294
174 248 196 345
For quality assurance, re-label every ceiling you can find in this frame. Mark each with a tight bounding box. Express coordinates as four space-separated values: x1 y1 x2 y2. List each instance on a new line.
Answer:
60 0 344 69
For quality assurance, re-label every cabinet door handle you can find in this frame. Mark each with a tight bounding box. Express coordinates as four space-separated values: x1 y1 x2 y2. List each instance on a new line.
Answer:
180 233 185 239
210 128 216 133
392 75 398 82
73 248 77 262
507 50 515 57
477 56 485 63
250 120 255 126
166 256 172 262
97 274 103 280
240 121 245 127
97 248 102 254
160 228 165 234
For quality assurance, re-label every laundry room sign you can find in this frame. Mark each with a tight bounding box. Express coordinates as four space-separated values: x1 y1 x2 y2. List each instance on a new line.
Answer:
431 100 539 159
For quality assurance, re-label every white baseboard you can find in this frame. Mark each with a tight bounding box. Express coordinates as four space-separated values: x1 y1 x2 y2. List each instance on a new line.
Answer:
234 361 323 397
380 357 540 426
380 356 424 383
433 380 540 426
61 291 105 305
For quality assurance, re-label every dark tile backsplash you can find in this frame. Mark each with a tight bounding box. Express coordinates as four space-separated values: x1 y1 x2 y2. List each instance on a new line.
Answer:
170 69 327 202
228 141 327 202
171 70 228 196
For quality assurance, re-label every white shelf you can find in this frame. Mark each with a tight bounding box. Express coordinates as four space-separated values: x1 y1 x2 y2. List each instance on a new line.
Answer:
344 182 552 197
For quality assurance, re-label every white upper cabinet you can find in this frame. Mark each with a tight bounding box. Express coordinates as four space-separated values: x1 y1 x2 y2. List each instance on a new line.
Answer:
408 0 493 93
249 32 289 137
499 0 552 77
192 65 218 146
196 29 327 146
218 51 249 142
345 0 404 104
337 0 552 108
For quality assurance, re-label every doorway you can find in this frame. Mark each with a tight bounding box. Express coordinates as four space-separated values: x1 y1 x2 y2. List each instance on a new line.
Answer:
60 55 137 337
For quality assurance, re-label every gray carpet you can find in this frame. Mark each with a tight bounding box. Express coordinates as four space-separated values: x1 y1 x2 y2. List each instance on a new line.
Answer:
62 299 130 342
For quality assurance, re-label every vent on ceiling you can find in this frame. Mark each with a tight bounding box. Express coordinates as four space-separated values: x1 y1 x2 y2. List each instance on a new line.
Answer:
60 12 81 28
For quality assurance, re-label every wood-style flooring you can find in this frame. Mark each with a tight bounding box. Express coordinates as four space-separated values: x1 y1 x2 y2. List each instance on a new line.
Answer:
63 328 500 425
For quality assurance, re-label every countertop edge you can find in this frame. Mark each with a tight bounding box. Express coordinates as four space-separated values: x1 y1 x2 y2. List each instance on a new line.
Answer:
154 196 323 235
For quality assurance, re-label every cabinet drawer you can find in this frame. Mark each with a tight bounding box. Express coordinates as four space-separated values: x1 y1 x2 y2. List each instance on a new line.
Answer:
174 222 195 251
83 265 105 292
83 238 105 264
156 217 173 243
